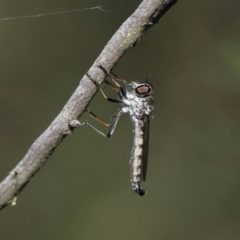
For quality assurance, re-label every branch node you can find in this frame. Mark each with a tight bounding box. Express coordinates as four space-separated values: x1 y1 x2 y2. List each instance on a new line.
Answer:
9 170 18 179
69 120 84 130
10 196 17 206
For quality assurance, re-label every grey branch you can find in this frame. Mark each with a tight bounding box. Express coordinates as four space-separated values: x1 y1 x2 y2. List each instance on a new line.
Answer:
0 0 177 210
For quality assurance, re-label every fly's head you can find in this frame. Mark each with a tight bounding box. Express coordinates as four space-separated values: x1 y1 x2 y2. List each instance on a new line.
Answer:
119 78 154 116
124 81 153 99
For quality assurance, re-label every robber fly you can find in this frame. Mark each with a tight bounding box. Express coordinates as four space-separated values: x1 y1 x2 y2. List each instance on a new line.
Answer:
84 68 154 196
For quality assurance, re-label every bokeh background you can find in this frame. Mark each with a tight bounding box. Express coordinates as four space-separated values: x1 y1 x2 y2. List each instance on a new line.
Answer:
0 0 240 239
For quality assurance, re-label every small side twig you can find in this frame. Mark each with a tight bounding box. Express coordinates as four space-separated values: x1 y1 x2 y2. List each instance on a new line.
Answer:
0 0 177 210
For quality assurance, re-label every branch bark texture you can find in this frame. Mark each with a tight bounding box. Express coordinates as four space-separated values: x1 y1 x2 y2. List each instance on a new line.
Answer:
0 0 177 210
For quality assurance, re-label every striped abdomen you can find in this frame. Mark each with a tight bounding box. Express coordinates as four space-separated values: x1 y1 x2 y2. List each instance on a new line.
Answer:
130 119 147 196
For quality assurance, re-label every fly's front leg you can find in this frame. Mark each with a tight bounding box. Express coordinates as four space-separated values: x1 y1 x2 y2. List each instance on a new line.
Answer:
109 72 126 85
98 66 127 86
86 72 122 104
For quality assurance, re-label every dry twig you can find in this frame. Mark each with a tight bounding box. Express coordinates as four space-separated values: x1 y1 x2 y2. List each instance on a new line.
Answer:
0 0 177 210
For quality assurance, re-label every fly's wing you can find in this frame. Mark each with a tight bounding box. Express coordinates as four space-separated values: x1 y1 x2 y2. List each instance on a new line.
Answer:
141 115 149 181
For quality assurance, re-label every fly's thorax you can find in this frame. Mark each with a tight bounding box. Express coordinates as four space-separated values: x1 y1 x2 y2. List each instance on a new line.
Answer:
144 96 154 115
124 97 154 120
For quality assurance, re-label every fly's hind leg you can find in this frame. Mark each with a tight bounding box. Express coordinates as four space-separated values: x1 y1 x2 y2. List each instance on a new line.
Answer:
84 109 123 138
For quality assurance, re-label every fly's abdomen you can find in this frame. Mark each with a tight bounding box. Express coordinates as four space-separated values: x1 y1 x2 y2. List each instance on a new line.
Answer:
130 122 146 196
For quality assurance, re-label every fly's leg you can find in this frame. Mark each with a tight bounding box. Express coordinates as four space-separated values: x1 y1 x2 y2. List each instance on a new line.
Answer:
107 109 123 137
98 65 127 87
110 72 127 85
86 72 122 103
98 88 123 104
83 69 125 137
84 109 123 138
84 110 109 127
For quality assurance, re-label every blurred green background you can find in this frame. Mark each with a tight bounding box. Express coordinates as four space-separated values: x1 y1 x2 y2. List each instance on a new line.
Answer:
0 0 240 239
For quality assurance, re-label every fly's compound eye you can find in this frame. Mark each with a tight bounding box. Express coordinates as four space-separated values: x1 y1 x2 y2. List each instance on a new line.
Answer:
135 84 153 97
